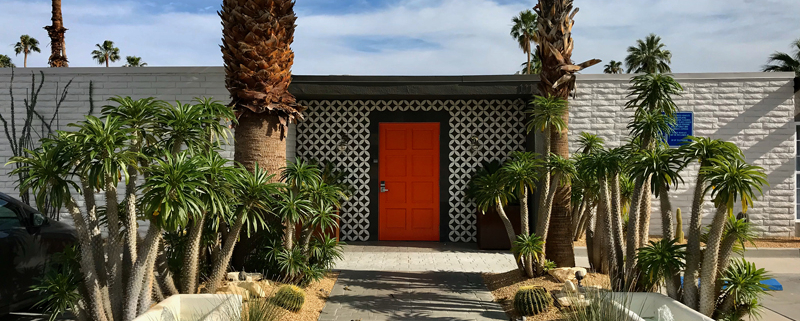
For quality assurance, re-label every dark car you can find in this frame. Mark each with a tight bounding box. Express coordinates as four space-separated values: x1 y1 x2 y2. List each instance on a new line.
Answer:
0 193 77 315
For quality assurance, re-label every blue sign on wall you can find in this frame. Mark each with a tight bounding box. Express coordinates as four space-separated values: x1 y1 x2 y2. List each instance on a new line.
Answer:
667 112 693 147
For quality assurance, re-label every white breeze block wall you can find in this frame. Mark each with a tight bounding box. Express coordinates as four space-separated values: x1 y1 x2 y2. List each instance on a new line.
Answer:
570 73 797 237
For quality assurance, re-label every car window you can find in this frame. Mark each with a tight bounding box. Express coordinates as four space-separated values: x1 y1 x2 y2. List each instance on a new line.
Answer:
0 199 23 228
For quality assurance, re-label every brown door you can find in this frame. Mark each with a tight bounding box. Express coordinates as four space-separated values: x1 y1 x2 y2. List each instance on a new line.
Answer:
378 123 440 241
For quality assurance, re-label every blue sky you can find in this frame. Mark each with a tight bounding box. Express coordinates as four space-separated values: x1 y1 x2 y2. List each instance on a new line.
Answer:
0 0 798 75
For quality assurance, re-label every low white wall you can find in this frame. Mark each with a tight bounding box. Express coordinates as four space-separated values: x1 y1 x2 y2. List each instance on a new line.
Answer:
569 73 797 237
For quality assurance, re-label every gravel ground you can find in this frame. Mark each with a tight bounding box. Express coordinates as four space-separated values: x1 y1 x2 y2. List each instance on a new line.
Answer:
482 270 609 321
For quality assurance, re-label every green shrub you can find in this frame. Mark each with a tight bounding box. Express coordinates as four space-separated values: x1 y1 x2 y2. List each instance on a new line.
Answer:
271 285 305 312
29 246 82 321
513 286 551 316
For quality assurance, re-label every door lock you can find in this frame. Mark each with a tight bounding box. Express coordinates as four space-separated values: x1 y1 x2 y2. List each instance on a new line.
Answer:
380 181 389 193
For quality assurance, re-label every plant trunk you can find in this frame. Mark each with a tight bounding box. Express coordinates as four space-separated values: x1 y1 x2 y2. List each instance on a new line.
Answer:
155 249 179 297
526 43 532 75
231 111 286 268
519 185 534 277
181 212 206 294
683 175 707 309
300 223 314 255
593 204 608 273
637 175 652 248
24 53 27 68
577 203 595 240
65 197 109 321
599 176 620 287
571 198 585 240
45 0 68 67
494 199 524 272
610 173 625 287
123 224 162 321
208 208 247 294
104 175 124 320
537 174 560 274
124 139 141 280
699 205 729 316
284 221 296 250
625 177 645 277
546 123 574 268
659 186 675 241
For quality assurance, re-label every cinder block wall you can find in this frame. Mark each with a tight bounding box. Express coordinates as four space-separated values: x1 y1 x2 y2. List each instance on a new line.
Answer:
569 73 797 237
0 67 795 237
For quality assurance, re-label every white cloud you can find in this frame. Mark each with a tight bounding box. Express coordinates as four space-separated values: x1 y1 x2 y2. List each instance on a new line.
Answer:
0 0 798 74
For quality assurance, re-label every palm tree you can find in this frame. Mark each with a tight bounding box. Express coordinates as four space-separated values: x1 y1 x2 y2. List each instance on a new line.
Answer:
603 60 623 74
91 40 120 67
123 56 146 67
677 136 744 309
132 152 206 320
44 0 68 67
511 9 539 75
519 51 542 74
220 0 305 176
0 54 14 68
14 35 41 68
625 34 672 74
207 164 282 293
698 159 767 316
762 38 800 76
280 159 320 250
500 151 541 277
10 141 108 321
629 145 684 299
533 0 600 267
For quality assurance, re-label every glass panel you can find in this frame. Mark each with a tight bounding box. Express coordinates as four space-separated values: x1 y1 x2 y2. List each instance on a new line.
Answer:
797 205 800 220
0 200 15 219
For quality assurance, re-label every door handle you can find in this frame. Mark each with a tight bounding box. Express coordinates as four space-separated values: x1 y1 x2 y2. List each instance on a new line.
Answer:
380 181 389 193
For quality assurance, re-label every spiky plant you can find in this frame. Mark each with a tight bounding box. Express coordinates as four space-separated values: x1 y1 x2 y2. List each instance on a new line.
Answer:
533 0 600 267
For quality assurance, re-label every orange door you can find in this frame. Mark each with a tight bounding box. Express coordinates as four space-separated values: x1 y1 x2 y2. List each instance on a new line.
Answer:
379 123 440 241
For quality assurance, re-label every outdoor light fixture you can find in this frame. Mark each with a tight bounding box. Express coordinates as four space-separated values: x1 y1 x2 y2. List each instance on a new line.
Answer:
337 134 350 153
575 270 586 288
468 135 482 153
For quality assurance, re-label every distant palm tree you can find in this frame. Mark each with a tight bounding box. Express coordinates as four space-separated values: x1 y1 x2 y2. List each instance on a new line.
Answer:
14 35 41 68
762 39 800 76
604 60 623 74
91 40 120 67
123 56 147 67
625 34 672 74
519 50 542 75
0 54 14 68
511 9 539 75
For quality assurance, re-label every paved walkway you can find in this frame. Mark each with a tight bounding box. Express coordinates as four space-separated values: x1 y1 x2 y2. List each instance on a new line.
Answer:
319 242 515 321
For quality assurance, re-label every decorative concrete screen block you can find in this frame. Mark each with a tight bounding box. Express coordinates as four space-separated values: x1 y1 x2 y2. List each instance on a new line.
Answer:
569 74 797 237
296 99 527 242
133 294 243 321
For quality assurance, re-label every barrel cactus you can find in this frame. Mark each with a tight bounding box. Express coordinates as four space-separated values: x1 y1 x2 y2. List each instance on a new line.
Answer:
271 285 305 312
513 286 551 316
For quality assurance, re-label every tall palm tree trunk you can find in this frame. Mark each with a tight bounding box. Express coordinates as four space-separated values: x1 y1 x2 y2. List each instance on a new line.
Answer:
45 0 68 67
208 208 247 294
699 205 729 316
683 175 706 309
24 52 28 68
181 212 206 294
65 197 109 321
546 120 575 267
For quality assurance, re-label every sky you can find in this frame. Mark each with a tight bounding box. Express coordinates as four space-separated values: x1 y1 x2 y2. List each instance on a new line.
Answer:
0 0 798 75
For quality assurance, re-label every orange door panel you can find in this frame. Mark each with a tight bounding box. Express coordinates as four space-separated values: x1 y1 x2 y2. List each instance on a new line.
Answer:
379 123 440 241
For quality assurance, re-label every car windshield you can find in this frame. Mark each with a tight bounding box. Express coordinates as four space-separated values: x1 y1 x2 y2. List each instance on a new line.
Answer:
0 199 16 219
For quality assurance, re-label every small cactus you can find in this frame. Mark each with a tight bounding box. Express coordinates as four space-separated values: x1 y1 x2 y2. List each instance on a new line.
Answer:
271 285 305 312
676 208 685 243
513 286 551 316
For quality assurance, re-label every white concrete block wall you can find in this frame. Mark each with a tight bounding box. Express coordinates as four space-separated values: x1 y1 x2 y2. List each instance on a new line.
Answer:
570 73 797 237
0 68 795 237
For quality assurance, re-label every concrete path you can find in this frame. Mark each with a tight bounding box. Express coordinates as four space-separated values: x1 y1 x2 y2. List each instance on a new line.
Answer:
320 242 514 321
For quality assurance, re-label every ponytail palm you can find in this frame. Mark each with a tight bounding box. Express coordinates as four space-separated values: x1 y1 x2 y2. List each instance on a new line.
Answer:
625 73 683 118
678 136 744 309
157 102 211 155
473 171 517 249
536 154 575 273
698 159 767 316
576 132 604 155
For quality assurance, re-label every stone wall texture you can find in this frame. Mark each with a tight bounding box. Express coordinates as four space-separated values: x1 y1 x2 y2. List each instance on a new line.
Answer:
0 67 795 237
